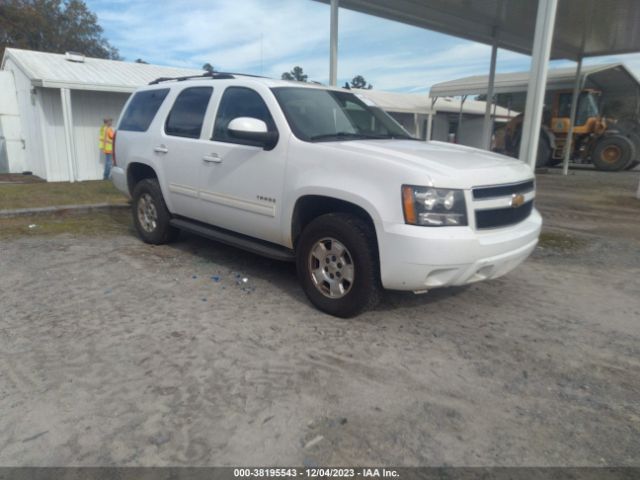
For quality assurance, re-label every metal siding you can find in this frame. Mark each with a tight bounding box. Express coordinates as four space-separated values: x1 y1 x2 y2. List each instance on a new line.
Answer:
39 88 69 182
71 90 130 180
0 71 25 173
5 58 47 178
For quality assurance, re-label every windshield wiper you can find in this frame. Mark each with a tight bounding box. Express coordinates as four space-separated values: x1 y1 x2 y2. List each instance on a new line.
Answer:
309 132 413 142
309 132 373 141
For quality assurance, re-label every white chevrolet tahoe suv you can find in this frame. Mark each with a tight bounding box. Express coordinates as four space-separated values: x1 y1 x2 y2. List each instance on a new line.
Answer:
112 72 541 317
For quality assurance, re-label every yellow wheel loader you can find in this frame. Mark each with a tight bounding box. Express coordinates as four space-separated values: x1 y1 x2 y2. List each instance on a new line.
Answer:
496 89 640 171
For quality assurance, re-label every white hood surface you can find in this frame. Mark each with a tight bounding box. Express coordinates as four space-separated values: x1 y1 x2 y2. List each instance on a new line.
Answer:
326 139 533 189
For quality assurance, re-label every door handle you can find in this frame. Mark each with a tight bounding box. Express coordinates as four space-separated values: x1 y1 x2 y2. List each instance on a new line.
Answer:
202 153 222 163
154 145 169 154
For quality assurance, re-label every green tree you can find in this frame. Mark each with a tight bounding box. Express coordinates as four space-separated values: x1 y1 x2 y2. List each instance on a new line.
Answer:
0 0 120 60
350 75 373 89
281 66 307 82
135 58 148 64
202 62 215 73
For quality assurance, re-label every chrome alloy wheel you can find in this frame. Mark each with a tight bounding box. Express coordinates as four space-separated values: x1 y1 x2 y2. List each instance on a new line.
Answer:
308 237 355 299
137 193 158 233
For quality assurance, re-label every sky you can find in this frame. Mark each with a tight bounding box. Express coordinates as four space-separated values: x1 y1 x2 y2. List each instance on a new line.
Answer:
86 0 640 93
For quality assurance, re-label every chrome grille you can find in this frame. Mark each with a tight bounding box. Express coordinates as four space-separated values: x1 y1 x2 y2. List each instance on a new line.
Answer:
472 180 534 200
472 180 535 230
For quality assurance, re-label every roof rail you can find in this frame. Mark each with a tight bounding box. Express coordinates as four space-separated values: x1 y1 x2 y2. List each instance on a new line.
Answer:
148 71 235 85
223 72 268 79
148 71 270 85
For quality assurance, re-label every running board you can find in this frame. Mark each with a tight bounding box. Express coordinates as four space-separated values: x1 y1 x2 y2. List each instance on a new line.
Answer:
170 218 295 262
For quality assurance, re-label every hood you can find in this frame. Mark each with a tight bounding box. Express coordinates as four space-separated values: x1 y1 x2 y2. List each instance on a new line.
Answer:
325 139 533 188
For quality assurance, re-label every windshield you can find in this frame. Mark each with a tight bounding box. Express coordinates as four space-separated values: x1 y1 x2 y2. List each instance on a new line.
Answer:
576 92 600 126
558 91 600 126
271 87 414 142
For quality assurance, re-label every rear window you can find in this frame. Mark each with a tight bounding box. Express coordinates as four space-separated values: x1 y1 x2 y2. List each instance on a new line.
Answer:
165 87 213 139
119 89 170 132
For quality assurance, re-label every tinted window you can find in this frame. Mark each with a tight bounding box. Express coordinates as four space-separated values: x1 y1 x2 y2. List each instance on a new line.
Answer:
165 87 213 139
213 87 276 143
119 89 169 132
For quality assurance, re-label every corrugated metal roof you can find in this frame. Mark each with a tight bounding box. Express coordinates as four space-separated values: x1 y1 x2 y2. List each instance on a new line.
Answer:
351 89 433 114
430 63 640 97
352 88 516 118
1 48 203 93
432 96 515 117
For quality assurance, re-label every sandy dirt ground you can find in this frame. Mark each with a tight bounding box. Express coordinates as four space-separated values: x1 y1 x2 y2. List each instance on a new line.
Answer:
0 168 639 466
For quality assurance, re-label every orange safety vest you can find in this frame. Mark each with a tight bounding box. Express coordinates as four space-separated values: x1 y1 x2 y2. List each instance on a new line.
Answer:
103 127 114 154
98 125 106 150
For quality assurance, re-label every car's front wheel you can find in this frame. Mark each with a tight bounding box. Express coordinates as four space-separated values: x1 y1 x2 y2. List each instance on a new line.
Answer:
296 213 380 317
131 178 179 244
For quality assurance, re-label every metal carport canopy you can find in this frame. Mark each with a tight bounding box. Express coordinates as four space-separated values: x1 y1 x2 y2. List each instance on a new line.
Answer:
315 0 640 173
429 63 640 97
315 0 640 61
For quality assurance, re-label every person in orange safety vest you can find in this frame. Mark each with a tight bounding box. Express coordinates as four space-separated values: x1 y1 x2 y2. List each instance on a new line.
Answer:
99 118 114 180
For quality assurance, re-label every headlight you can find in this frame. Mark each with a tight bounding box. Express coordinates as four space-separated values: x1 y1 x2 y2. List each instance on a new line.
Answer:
402 185 468 226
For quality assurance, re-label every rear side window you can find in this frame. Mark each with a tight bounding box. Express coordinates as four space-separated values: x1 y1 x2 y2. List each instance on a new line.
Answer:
165 87 213 139
213 87 276 143
119 89 170 132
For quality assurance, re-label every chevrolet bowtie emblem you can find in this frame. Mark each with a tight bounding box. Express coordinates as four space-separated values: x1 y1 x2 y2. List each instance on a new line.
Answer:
510 193 525 208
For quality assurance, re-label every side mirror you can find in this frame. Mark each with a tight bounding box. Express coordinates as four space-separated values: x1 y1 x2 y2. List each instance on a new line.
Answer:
227 117 278 150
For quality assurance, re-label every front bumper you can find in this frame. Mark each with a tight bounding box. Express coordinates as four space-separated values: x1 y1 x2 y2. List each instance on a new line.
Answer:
378 208 542 291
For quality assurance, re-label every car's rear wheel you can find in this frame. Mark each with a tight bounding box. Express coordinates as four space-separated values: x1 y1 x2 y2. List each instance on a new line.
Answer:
131 178 179 244
296 213 380 317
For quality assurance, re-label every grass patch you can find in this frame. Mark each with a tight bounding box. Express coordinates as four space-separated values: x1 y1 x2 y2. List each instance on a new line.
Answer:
0 209 132 239
538 231 587 251
0 180 127 210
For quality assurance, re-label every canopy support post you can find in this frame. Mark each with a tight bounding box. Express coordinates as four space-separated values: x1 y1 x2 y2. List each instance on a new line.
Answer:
482 41 498 150
562 57 583 176
329 0 339 86
457 95 467 143
426 112 433 141
519 0 558 169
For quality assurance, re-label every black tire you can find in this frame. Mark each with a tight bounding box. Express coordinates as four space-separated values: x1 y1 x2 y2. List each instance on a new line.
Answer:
536 135 551 168
624 132 640 170
591 135 635 171
626 160 640 170
131 178 180 244
296 213 380 318
547 158 562 167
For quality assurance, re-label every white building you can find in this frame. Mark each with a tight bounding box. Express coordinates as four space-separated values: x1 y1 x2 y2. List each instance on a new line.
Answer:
352 88 516 147
0 48 201 181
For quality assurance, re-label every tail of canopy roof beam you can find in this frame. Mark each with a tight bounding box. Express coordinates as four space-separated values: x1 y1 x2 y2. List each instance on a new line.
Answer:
315 0 640 62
